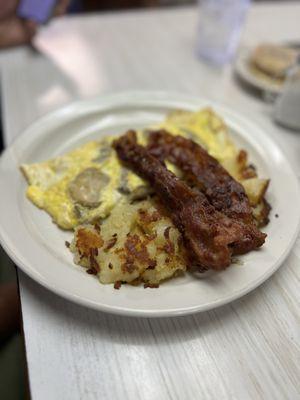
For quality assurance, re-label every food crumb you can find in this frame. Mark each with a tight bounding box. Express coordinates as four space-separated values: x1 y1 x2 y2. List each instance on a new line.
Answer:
86 267 97 275
147 260 157 270
104 236 117 251
94 223 101 233
164 226 171 240
114 281 122 290
144 283 159 289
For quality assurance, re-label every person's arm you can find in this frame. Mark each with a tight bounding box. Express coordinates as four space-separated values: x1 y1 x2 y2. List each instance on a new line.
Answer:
0 17 36 48
0 0 70 49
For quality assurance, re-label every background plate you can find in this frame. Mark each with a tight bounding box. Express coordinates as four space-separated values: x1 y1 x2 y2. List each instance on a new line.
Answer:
235 47 284 95
0 91 299 317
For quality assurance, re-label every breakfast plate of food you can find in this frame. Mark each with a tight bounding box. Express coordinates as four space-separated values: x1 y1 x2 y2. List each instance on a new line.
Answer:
0 91 299 317
235 43 300 95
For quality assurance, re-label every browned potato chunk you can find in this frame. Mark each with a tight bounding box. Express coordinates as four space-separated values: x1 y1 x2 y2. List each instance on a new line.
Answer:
252 199 271 227
242 178 270 206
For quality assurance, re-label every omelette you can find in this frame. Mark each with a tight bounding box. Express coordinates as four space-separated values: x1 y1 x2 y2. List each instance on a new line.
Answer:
21 135 144 229
21 108 269 231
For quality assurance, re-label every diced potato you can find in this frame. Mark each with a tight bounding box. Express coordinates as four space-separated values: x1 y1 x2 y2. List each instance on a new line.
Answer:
242 178 270 206
252 199 272 227
221 156 242 180
221 150 250 180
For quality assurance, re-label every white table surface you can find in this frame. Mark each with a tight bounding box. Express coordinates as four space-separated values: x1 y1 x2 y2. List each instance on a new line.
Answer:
1 2 300 399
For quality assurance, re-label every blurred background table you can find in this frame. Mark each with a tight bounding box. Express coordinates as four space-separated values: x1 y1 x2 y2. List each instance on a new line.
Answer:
1 2 300 399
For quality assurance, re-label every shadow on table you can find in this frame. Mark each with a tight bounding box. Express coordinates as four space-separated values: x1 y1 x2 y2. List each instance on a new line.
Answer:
232 71 272 102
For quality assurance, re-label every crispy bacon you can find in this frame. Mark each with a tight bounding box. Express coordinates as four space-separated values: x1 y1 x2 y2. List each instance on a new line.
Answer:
113 131 266 270
148 130 253 224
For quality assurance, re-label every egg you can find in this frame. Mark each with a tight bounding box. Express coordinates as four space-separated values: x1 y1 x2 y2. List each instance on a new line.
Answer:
21 109 241 230
21 136 144 229
157 108 238 162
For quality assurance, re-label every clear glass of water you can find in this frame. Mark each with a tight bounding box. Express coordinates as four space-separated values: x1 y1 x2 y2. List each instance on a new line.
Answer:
196 0 251 65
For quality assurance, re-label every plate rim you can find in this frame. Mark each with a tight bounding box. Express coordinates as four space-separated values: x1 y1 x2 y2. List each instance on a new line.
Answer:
1 90 300 317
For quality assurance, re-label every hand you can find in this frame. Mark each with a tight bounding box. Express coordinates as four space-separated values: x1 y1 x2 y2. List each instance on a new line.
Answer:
0 0 70 49
0 0 37 49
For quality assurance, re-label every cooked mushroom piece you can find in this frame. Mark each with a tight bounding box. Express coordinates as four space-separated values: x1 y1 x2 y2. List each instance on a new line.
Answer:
68 167 109 207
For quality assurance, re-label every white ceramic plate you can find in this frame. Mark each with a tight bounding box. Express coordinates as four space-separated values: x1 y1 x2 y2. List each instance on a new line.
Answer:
0 91 299 317
235 47 284 95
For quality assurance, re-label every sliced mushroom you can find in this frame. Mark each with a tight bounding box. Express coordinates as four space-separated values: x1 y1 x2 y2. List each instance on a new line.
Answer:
69 167 109 207
92 144 112 163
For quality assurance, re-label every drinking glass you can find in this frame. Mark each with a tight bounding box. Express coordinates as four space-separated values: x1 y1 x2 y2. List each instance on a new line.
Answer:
197 0 251 65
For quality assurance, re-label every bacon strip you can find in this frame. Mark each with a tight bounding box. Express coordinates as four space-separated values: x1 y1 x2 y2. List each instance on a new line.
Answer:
113 131 266 270
148 130 253 224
